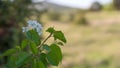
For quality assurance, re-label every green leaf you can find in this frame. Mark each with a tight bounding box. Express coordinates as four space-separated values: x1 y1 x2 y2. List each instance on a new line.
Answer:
6 55 17 68
46 27 67 43
46 44 62 66
16 52 31 67
46 27 55 33
57 42 64 46
43 44 51 53
26 30 41 45
40 53 48 67
30 42 38 54
0 48 16 58
37 61 45 68
33 59 45 68
15 45 21 50
33 59 37 68
21 39 28 50
53 31 67 43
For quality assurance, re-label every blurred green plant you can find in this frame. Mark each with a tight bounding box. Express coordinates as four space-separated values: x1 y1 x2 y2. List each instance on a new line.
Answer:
103 3 115 11
47 12 61 21
0 0 32 49
0 20 66 68
113 0 120 10
74 11 88 25
90 2 103 11
0 0 44 65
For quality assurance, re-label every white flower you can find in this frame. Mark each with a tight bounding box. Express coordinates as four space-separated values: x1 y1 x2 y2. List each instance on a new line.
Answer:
22 20 42 35
22 27 29 32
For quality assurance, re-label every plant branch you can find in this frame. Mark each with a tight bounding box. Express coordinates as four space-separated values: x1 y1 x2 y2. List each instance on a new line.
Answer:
37 33 52 49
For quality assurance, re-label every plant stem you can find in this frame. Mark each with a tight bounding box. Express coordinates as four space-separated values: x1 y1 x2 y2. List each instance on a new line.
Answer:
37 33 52 49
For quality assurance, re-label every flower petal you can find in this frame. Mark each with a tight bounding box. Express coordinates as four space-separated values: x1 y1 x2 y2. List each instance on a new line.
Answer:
23 20 43 35
22 27 29 32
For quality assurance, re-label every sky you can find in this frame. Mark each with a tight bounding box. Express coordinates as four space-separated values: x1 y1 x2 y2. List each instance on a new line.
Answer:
34 0 112 9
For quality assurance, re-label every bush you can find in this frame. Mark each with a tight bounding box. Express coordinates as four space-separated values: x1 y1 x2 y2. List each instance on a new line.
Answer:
113 0 120 10
47 12 61 21
90 2 102 11
74 11 88 25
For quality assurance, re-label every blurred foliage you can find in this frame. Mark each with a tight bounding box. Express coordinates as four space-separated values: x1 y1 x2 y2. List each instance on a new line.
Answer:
90 2 103 11
44 9 88 25
0 0 42 65
113 0 120 10
47 12 61 21
73 11 88 25
103 3 115 11
99 0 120 11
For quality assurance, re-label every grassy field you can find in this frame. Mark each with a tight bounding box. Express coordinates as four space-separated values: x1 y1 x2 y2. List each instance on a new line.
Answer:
43 11 120 68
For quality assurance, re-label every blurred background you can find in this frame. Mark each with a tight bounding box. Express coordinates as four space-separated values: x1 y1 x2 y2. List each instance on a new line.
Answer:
1 0 120 68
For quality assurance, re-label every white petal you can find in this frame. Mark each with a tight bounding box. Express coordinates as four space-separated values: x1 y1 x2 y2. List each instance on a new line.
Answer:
36 28 42 35
25 20 43 35
22 27 29 32
38 32 42 35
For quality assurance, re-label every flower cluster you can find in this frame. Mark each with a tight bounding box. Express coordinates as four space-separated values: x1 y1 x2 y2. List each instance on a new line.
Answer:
22 20 42 35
